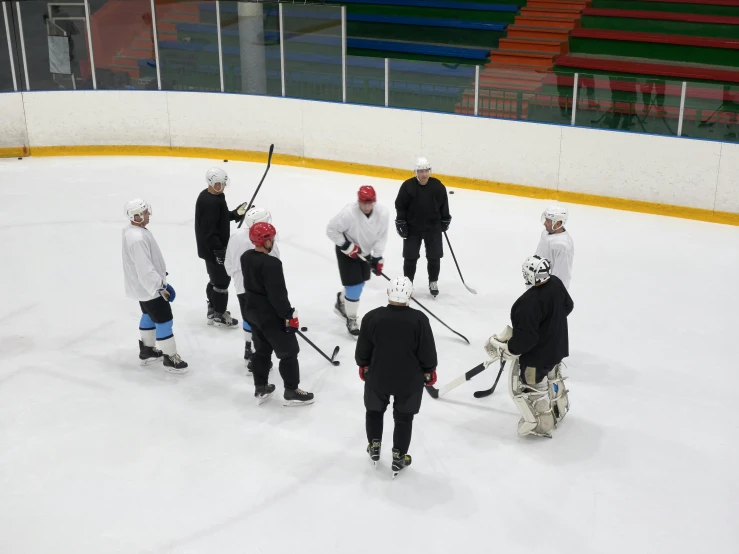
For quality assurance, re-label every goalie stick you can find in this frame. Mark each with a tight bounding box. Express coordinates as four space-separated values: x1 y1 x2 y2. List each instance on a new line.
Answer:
238 144 275 229
473 358 506 398
425 359 493 399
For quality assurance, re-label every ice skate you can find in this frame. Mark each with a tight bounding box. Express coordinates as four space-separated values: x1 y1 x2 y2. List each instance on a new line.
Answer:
334 291 347 320
163 353 188 374
138 340 163 366
367 440 381 467
283 388 315 407
429 281 439 298
346 317 360 337
255 384 276 405
206 301 215 325
391 448 412 478
212 311 239 328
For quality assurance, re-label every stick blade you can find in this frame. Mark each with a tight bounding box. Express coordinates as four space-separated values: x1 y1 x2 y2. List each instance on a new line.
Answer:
330 346 340 362
464 283 478 295
473 388 495 398
425 385 439 399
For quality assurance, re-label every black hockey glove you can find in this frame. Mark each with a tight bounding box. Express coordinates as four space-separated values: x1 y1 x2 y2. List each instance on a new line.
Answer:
369 256 384 277
214 248 227 265
441 218 451 232
395 219 409 239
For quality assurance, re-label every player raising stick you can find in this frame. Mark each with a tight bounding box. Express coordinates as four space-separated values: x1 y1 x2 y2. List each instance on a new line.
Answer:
327 185 389 336
122 199 188 373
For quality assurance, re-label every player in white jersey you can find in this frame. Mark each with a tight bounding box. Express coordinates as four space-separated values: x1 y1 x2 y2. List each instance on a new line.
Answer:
225 206 281 373
535 204 574 290
327 185 390 336
121 199 188 373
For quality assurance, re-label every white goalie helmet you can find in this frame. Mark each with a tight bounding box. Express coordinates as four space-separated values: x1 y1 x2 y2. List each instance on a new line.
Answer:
415 157 431 174
244 206 272 228
125 198 151 221
206 167 229 189
387 276 414 304
541 204 568 228
522 255 551 286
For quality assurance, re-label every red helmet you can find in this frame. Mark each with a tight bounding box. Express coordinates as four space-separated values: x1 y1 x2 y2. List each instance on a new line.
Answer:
358 185 376 204
249 222 276 246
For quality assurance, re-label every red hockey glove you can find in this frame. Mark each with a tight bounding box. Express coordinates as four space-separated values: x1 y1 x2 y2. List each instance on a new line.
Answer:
370 257 384 276
285 309 299 333
424 370 437 387
359 366 369 381
341 241 361 258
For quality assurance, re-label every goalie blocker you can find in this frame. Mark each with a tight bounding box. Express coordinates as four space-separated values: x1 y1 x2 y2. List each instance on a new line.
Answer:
484 255 573 438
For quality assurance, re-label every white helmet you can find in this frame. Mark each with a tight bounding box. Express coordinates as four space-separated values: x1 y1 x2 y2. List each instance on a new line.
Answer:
125 198 151 221
244 206 272 228
415 157 431 173
522 255 551 286
541 204 568 228
387 276 414 304
206 167 229 189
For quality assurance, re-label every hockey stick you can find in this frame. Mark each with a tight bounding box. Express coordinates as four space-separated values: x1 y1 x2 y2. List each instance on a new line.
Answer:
443 232 477 295
238 144 275 229
473 358 506 398
357 256 470 345
425 359 493 399
296 330 340 366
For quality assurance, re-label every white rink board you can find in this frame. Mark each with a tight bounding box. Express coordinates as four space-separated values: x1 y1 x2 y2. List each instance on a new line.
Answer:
0 92 28 150
21 91 171 147
714 142 739 214
167 92 305 156
303 101 423 169
558 125 722 210
421 111 562 189
0 90 737 214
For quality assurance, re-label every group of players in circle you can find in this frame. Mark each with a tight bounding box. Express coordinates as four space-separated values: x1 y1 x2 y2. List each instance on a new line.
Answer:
121 157 576 476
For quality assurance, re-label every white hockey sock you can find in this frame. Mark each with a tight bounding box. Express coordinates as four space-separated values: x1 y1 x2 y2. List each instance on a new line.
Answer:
140 328 156 348
243 329 252 345
345 297 360 320
157 336 178 357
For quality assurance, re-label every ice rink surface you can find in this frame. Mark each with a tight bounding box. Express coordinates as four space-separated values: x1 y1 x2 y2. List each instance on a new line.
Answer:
0 156 737 554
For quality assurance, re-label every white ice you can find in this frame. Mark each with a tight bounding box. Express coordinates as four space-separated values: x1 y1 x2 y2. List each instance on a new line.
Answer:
0 156 737 554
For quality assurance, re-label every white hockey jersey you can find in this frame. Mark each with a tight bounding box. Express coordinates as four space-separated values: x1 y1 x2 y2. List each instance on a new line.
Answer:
121 225 167 302
535 229 574 289
225 227 281 295
326 203 389 257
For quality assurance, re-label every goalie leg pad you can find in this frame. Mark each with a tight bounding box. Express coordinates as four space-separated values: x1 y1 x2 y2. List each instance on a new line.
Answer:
548 364 569 423
508 360 556 438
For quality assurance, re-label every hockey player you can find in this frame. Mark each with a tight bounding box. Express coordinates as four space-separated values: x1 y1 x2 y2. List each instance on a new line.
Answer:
536 204 574 290
194 167 248 328
485 256 573 438
224 206 280 372
394 157 451 297
122 199 188 373
356 276 438 477
242 222 314 406
326 185 389 336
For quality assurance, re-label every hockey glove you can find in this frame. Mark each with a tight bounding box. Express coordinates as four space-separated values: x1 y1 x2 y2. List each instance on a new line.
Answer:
214 248 227 265
424 369 437 387
441 218 451 232
359 366 369 381
285 309 299 333
341 241 361 259
235 202 248 216
395 220 409 239
158 283 176 302
370 256 384 276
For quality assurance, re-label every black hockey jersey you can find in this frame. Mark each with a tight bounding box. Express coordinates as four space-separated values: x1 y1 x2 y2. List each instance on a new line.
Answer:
508 275 573 369
395 177 450 232
355 305 438 396
241 249 294 323
194 189 239 260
